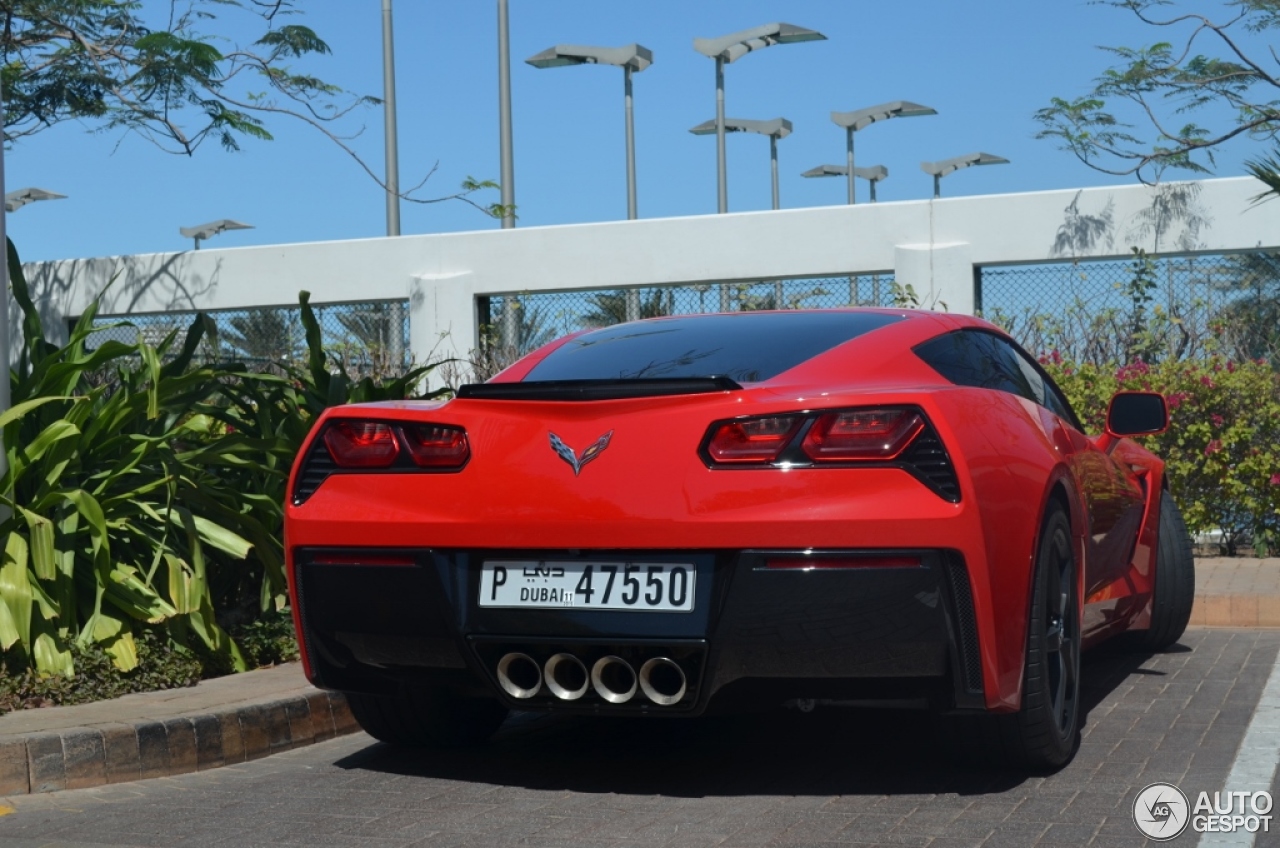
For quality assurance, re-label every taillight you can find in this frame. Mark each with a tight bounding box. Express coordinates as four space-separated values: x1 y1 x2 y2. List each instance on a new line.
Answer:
323 421 400 468
403 424 470 468
705 415 803 464
801 409 924 461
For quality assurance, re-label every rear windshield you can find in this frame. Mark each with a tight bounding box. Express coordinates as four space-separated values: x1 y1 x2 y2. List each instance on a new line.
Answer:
524 311 905 384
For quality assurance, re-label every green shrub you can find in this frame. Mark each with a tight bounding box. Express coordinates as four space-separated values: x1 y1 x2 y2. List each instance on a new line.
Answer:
0 628 202 716
1 239 439 678
1043 355 1280 553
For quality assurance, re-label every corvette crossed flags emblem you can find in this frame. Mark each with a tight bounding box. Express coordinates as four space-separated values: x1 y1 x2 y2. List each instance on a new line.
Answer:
548 431 614 476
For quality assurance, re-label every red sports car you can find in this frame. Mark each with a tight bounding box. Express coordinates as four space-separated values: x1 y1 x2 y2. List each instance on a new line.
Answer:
285 309 1193 770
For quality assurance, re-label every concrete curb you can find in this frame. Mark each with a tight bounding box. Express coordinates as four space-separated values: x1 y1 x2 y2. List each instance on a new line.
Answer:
0 689 356 796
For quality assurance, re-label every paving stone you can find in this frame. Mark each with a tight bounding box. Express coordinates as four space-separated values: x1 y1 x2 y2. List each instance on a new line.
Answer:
60 728 106 790
134 721 169 781
285 697 314 748
237 704 271 760
163 718 198 776
23 732 65 794
217 710 246 764
0 738 30 796
261 701 293 750
100 723 141 784
191 714 224 771
308 691 337 742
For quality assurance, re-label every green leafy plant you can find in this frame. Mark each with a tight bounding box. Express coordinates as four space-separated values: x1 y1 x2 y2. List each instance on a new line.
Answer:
1043 355 1280 553
1 237 441 679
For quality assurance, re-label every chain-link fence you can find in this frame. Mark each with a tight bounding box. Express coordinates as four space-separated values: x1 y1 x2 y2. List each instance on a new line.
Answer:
85 299 412 378
977 251 1280 365
478 272 897 359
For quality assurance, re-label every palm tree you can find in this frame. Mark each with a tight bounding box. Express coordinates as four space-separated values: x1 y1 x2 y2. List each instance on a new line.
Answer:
222 308 299 370
580 289 672 327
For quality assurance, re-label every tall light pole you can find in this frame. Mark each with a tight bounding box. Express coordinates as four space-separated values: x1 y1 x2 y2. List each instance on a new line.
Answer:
497 0 515 229
526 44 653 220
0 84 9 497
801 164 888 202
830 101 935 205
690 118 792 210
693 23 825 214
179 219 255 250
381 0 400 236
921 152 1010 197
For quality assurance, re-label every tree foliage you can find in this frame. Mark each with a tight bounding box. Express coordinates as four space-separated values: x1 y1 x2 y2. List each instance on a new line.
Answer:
0 0 504 213
1035 0 1280 183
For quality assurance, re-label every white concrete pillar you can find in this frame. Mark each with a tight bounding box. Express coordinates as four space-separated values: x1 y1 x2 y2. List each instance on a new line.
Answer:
893 242 975 314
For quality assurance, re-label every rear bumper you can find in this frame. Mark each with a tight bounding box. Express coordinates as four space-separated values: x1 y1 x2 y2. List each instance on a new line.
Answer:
290 547 986 715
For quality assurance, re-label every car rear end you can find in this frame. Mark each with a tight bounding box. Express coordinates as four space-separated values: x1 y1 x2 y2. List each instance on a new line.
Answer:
285 311 996 721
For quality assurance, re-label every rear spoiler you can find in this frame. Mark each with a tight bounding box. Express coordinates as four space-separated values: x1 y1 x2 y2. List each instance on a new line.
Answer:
455 376 743 402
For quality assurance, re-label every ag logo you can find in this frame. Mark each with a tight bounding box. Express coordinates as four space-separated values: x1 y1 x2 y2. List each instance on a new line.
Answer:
548 431 613 476
1133 782 1190 841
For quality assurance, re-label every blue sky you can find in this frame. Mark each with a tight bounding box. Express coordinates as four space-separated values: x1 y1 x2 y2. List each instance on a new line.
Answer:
3 1 1263 263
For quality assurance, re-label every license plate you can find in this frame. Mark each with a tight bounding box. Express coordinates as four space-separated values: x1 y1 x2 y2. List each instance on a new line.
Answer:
479 561 695 612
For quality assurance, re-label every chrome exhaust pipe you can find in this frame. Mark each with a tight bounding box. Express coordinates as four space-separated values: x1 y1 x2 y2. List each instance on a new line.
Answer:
639 657 687 706
590 656 637 704
496 652 542 699
544 653 589 701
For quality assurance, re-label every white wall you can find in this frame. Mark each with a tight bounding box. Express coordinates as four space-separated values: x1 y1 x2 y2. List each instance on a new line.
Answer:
17 177 1279 362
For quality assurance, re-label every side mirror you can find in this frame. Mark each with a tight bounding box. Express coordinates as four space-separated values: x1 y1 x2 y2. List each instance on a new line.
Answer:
1106 391 1168 437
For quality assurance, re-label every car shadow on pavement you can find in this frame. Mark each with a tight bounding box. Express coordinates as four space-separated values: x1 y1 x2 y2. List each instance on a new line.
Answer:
332 640 1181 798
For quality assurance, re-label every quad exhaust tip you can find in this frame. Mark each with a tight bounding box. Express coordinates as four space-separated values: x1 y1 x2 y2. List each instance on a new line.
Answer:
639 657 687 706
544 653 590 700
496 652 542 699
591 655 638 704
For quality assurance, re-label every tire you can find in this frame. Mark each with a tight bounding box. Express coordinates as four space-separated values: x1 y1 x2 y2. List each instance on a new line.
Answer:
345 685 509 748
942 502 1081 771
1135 495 1195 651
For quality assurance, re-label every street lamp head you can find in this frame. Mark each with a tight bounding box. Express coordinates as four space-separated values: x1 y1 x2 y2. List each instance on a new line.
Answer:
690 117 792 139
920 152 1010 178
526 43 652 72
694 22 826 63
179 219 255 243
831 101 937 132
4 187 67 213
802 164 888 181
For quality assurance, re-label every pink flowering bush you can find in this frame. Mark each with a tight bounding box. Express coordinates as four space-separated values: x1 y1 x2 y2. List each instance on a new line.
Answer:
1042 356 1280 554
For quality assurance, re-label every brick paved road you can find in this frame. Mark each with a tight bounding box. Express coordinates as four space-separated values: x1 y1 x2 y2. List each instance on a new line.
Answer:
0 629 1276 848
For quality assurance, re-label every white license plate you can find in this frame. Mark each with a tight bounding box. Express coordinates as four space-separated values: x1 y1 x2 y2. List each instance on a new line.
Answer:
479 561 695 612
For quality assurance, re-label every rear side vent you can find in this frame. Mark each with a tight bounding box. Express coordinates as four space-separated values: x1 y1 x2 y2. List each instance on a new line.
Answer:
293 441 337 505
900 426 961 502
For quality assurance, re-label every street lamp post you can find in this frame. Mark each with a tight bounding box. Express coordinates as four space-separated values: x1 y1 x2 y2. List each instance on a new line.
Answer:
497 0 515 229
920 152 1010 197
830 101 935 204
690 118 792 210
694 23 825 214
5 188 68 213
179 219 255 250
801 164 888 202
0 86 8 500
381 0 400 236
526 44 653 220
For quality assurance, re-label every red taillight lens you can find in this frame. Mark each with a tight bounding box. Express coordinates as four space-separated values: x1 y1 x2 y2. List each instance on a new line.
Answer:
323 421 400 468
403 424 470 468
801 409 924 461
706 415 803 464
767 555 922 570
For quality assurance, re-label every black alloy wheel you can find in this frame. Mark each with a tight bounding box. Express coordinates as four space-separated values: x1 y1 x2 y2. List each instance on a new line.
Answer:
1041 509 1080 740
940 502 1081 770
